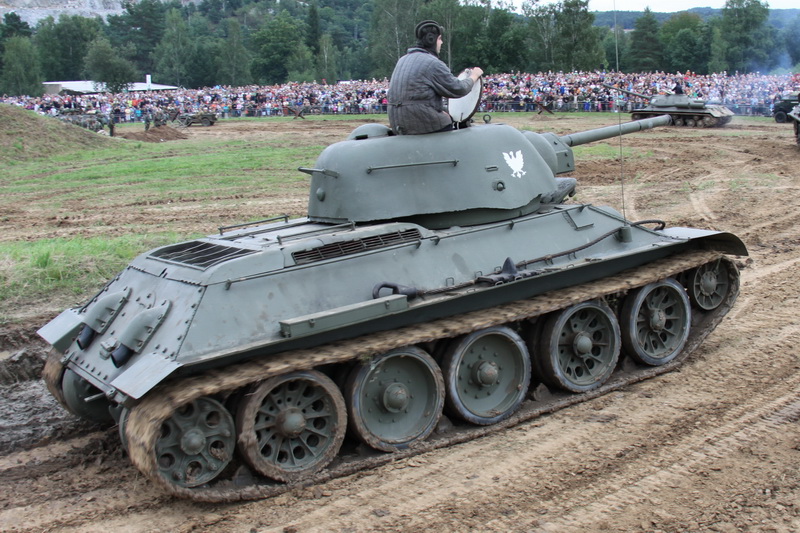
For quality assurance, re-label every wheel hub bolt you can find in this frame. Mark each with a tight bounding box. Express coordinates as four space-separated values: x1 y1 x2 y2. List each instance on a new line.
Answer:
180 428 206 455
278 408 306 437
650 309 666 330
701 273 717 295
574 332 593 355
474 361 499 386
383 383 410 413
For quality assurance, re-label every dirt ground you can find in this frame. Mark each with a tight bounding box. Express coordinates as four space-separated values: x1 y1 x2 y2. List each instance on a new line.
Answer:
1 113 799 532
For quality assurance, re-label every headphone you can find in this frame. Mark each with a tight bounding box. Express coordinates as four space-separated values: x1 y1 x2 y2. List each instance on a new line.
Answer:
415 20 443 49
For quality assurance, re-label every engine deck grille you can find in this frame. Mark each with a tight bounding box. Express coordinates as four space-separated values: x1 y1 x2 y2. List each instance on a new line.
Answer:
292 229 422 265
150 241 256 269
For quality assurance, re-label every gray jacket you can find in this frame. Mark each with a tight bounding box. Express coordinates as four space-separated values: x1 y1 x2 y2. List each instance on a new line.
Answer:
388 47 475 135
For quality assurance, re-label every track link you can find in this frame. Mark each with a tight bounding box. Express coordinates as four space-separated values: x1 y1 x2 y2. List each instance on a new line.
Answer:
111 250 739 502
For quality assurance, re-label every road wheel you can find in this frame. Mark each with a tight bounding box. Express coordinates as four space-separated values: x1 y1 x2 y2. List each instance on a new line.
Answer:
536 300 620 393
441 326 531 426
346 347 444 451
621 279 691 366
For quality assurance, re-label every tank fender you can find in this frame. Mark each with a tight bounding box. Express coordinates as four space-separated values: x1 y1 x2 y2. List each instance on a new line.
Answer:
37 308 83 353
660 228 748 256
109 352 183 402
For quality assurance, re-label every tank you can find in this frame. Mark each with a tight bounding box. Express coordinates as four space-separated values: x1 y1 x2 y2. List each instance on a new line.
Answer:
788 105 800 144
605 84 734 127
38 114 747 502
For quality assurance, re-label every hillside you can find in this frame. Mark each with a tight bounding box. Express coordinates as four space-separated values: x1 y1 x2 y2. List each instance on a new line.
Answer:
0 0 125 25
0 104 117 164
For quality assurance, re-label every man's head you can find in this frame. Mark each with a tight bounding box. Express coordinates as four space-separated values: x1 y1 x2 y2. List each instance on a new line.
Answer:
415 20 443 55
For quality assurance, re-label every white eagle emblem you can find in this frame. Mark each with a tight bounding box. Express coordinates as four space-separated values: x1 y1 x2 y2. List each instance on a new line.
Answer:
503 150 526 178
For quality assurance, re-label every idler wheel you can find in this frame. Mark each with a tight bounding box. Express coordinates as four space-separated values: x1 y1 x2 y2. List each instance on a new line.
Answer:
537 300 620 393
346 347 444 451
155 396 235 488
621 278 691 366
236 370 346 482
686 260 731 311
61 368 114 423
441 326 531 426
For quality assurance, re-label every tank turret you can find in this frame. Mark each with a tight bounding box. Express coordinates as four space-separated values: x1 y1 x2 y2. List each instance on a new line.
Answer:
604 84 734 128
38 114 746 502
304 115 670 229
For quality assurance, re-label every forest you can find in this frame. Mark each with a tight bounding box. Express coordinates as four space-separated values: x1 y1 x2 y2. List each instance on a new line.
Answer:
0 0 798 96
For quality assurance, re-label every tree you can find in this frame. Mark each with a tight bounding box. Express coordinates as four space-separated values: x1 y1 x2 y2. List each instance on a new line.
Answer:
251 11 305 84
106 0 168 75
706 22 728 73
600 25 629 71
0 12 33 72
482 7 529 73
34 15 102 81
0 36 43 96
553 0 604 72
368 0 422 78
287 42 316 82
154 9 193 86
525 2 559 72
670 28 703 74
418 0 461 68
316 33 338 83
83 37 139 93
307 1 321 55
784 15 800 67
216 18 251 86
659 12 703 72
626 8 663 72
0 12 32 40
719 0 772 73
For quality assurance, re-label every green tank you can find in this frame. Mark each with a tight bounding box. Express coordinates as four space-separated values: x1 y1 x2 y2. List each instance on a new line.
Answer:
39 114 747 501
605 84 734 127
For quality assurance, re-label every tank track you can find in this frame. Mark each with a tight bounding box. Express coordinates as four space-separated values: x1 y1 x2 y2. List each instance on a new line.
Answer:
631 112 731 128
48 249 740 502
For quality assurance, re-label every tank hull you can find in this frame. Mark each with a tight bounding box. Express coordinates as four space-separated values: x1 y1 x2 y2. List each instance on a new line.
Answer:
41 204 744 405
631 106 734 127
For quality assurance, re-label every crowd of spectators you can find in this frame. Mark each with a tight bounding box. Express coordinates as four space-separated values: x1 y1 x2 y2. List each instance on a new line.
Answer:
2 70 798 122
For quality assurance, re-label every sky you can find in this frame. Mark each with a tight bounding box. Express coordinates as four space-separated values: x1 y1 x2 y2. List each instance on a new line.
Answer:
509 0 798 13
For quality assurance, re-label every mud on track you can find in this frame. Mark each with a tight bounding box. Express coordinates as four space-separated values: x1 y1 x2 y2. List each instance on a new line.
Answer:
1 114 799 532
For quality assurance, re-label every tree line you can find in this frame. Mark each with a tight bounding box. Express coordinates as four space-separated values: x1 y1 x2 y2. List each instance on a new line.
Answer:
0 0 797 97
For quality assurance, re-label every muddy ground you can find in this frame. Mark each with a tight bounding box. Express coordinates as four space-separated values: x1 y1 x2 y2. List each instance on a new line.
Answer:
1 114 799 532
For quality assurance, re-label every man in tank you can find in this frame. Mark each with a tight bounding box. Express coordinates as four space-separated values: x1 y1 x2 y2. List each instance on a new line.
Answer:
387 20 483 135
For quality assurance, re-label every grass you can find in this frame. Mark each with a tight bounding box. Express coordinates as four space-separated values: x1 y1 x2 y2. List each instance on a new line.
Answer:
0 234 184 323
572 143 648 159
0 104 330 323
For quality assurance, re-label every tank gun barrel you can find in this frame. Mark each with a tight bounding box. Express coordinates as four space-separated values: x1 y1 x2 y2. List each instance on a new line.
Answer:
558 115 672 147
601 83 653 100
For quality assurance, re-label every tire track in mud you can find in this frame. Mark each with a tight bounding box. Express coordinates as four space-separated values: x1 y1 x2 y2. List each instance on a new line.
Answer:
526 386 800 532
689 191 718 222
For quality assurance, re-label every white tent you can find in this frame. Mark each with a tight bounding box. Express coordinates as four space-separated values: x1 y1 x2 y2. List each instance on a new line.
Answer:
43 79 179 95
